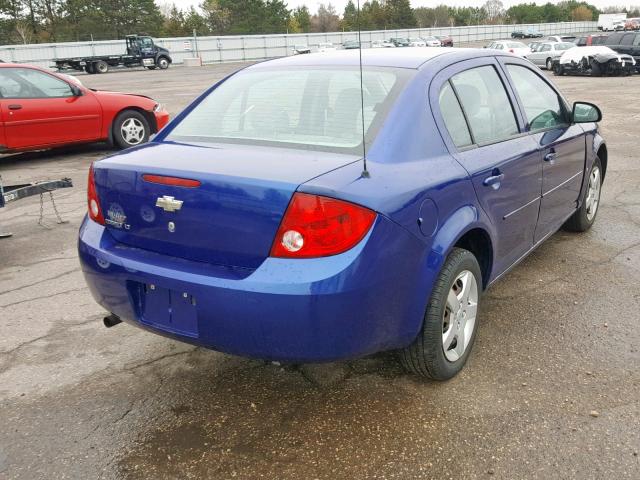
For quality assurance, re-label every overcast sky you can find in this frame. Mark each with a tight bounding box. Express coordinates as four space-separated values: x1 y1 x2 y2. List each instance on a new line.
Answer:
167 0 636 13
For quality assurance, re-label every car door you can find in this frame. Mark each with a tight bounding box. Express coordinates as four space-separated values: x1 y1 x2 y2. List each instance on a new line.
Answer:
501 60 586 242
432 58 542 275
0 67 101 150
532 43 550 65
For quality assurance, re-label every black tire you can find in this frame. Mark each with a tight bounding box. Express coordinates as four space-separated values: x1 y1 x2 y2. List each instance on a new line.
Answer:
157 56 170 70
399 248 483 380
84 64 94 74
553 62 564 76
591 60 602 77
95 60 109 74
546 57 553 70
564 156 603 232
112 110 150 149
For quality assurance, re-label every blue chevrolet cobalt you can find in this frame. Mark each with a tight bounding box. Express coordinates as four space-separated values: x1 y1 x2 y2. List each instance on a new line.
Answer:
79 48 606 379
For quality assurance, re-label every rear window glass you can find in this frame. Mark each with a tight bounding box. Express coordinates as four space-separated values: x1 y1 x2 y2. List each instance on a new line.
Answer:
556 43 573 50
507 42 526 48
167 67 409 153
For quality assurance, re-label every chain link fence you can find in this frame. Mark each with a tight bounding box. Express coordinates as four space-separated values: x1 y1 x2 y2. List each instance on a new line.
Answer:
0 21 597 69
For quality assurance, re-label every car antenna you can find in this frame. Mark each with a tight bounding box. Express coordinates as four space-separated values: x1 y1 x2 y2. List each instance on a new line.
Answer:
356 0 370 178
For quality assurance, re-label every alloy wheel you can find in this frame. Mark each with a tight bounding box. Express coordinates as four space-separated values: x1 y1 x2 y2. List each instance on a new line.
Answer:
120 118 145 145
442 270 479 362
585 165 601 222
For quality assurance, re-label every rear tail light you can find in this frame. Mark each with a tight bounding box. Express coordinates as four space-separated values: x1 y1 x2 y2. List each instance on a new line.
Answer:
87 163 104 225
509 49 515 53
270 193 376 258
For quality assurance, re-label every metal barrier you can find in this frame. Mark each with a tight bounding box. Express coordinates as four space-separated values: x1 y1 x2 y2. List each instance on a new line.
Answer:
0 21 597 69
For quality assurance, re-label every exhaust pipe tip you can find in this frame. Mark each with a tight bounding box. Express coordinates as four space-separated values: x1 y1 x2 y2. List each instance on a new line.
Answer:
103 314 122 328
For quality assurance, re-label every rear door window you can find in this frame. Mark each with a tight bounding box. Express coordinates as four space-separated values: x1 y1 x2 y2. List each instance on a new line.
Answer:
506 64 568 131
438 81 472 148
448 65 519 145
621 34 634 45
634 34 640 46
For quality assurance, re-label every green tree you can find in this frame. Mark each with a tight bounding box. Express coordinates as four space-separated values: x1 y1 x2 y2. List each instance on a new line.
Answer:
162 4 188 37
361 0 386 30
263 0 289 34
200 0 231 34
385 0 417 29
291 6 311 33
341 0 357 31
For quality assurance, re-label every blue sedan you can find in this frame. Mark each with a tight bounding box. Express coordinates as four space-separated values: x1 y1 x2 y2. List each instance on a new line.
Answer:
79 48 606 379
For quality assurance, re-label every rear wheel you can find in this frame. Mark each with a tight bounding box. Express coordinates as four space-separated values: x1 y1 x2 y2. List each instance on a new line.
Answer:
564 157 602 232
95 60 109 74
84 63 96 74
591 60 602 77
112 110 150 149
399 248 482 380
546 57 553 70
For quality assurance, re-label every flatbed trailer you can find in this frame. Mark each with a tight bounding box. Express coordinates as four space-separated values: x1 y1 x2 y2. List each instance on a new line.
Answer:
54 35 172 74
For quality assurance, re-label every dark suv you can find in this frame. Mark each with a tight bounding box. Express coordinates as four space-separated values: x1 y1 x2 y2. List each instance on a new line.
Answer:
605 32 640 70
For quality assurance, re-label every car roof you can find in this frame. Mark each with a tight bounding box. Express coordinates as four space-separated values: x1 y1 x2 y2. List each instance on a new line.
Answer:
249 47 494 70
0 63 49 72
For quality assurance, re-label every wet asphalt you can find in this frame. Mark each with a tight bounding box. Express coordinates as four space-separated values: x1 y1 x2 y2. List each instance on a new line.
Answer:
0 60 639 480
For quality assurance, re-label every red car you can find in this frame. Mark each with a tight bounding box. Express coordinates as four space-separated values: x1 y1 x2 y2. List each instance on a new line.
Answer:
0 63 169 153
436 35 454 47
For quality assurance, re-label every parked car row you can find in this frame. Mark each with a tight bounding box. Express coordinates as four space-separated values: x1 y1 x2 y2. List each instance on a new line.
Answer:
511 28 543 38
530 31 640 73
485 40 532 57
293 35 455 54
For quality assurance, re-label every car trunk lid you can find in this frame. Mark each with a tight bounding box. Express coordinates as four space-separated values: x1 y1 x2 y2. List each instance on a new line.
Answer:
93 142 359 269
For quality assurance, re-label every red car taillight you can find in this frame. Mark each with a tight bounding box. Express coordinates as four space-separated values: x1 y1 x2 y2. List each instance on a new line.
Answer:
509 48 515 53
87 164 105 225
270 193 376 258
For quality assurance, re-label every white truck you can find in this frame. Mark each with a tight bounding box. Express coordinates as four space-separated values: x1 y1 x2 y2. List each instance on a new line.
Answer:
598 13 627 31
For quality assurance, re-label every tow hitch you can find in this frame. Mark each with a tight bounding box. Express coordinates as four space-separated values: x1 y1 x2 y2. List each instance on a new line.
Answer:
0 176 73 238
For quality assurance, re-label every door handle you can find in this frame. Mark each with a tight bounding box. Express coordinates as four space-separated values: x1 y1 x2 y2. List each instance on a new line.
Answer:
8 104 22 110
483 172 505 190
544 151 557 164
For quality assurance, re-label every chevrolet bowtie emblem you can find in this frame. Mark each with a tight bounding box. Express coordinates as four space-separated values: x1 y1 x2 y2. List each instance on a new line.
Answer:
155 196 183 213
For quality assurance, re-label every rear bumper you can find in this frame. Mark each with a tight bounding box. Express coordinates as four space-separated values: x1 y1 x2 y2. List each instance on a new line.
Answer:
78 215 432 362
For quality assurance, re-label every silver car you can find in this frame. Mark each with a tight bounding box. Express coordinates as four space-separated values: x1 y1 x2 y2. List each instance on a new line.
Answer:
527 41 575 70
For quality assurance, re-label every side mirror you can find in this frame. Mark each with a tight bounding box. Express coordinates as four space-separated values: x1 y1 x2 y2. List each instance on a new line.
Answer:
70 84 83 96
572 101 602 123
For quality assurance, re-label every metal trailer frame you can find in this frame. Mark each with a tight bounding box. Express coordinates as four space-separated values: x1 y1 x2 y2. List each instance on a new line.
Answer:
0 177 73 238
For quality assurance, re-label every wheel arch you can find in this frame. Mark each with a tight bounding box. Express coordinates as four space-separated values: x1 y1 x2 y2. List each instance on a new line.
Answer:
429 205 495 290
111 106 158 135
596 141 608 181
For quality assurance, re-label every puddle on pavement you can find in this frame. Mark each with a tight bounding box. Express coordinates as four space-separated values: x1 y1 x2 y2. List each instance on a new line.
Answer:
117 352 439 479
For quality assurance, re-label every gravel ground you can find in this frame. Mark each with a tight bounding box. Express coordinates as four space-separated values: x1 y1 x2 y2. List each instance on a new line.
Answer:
0 59 639 480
